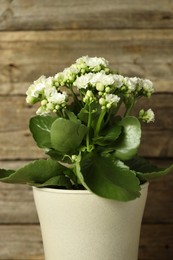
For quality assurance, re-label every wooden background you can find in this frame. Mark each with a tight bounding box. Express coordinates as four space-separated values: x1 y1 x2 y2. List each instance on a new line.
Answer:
0 0 173 259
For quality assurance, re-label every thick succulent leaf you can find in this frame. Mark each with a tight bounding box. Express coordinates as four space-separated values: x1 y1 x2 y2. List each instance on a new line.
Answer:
114 116 141 160
29 115 57 149
51 118 87 154
65 109 80 123
93 124 122 146
0 169 15 178
126 156 173 181
0 159 66 186
35 175 72 189
77 107 89 124
78 152 141 201
46 149 63 160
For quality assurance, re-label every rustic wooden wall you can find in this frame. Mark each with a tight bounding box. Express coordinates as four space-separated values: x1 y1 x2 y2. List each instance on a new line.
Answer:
0 1 173 259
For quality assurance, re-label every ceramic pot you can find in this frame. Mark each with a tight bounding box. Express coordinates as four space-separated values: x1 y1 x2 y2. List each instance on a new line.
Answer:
33 182 148 260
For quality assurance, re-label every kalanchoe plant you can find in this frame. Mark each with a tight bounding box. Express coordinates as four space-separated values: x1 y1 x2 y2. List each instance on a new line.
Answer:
0 56 173 201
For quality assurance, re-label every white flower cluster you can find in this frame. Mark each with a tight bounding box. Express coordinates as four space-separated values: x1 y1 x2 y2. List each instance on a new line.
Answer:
26 76 67 115
74 71 154 96
74 71 121 109
26 56 155 115
139 109 155 123
54 56 110 87
122 77 154 97
76 56 109 70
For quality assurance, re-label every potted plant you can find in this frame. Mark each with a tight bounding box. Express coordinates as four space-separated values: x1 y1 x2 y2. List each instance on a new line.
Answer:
0 56 172 260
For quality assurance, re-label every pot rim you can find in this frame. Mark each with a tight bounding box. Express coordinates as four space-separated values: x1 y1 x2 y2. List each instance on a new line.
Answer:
33 182 149 195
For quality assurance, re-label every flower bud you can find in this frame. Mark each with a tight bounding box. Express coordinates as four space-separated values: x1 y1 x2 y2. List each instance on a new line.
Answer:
41 100 47 106
99 98 106 106
96 82 105 92
105 87 111 93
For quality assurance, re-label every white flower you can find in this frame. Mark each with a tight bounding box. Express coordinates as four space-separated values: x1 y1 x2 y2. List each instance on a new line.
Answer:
90 71 114 86
36 106 48 115
113 75 124 88
36 88 67 115
54 72 64 81
86 57 109 68
47 89 67 104
105 94 120 105
26 76 54 104
142 79 155 94
26 76 46 98
76 56 109 68
75 73 93 89
123 77 138 91
70 64 80 74
139 108 155 123
63 67 74 78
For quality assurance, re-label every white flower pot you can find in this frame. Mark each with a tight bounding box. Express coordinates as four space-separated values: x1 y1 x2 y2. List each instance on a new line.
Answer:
33 183 148 260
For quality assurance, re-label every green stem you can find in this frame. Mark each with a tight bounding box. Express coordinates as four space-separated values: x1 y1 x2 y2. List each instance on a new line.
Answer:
86 104 92 151
104 99 123 127
124 98 136 117
95 109 106 137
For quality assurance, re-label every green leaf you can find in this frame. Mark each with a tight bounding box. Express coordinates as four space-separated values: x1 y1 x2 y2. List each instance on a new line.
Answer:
51 118 87 154
0 169 15 178
78 106 89 124
114 116 141 160
0 159 66 186
36 175 72 189
93 125 122 146
46 149 63 160
78 152 141 201
29 115 57 149
65 109 80 123
126 156 173 181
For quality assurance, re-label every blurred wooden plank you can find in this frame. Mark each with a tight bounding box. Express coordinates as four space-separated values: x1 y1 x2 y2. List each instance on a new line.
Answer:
143 173 173 224
0 160 29 169
0 30 173 94
0 0 173 30
140 130 173 158
0 183 38 224
0 160 173 224
0 224 172 259
1 30 173 42
0 225 43 260
139 225 173 260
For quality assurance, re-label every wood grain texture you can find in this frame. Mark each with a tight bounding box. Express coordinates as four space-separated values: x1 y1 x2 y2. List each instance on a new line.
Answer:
0 183 38 224
0 0 173 30
0 2 173 259
139 225 173 260
0 225 43 260
0 224 172 260
0 30 173 95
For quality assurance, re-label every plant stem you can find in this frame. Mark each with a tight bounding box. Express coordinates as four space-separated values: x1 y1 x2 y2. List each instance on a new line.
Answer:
104 99 122 126
124 98 136 117
86 104 92 151
95 109 106 137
